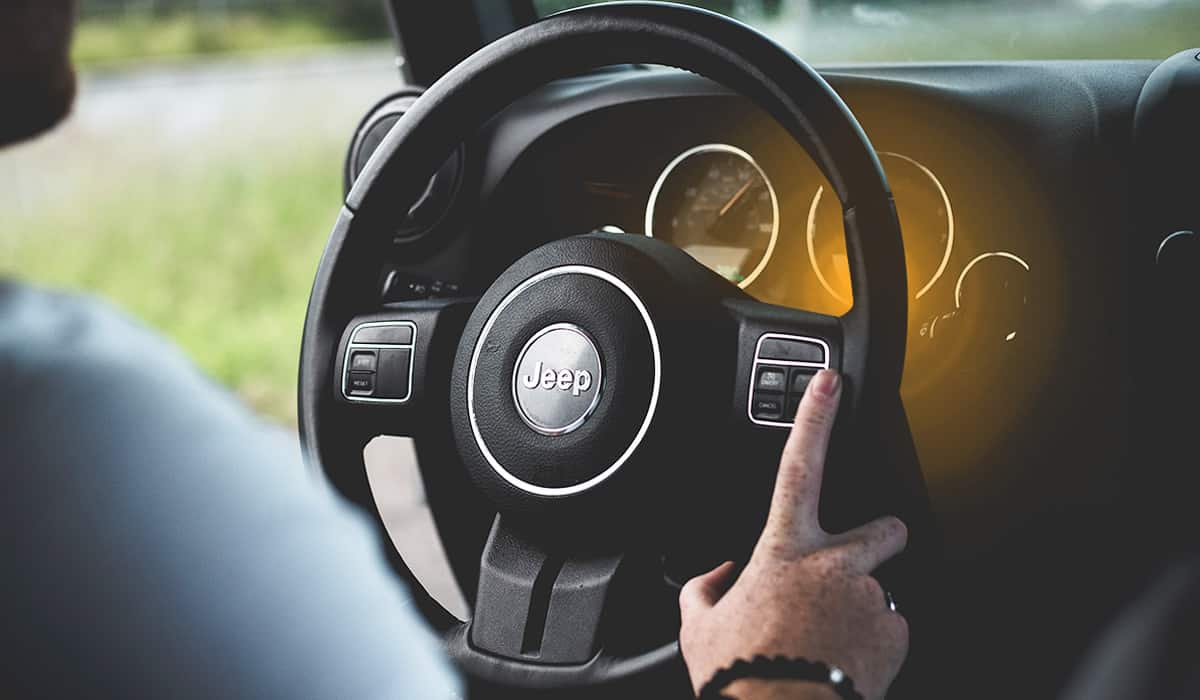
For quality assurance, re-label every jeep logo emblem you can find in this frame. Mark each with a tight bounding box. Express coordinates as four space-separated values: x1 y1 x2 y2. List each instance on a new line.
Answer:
520 362 593 396
512 324 603 436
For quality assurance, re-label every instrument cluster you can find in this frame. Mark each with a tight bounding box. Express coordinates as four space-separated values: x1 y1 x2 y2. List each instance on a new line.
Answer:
638 141 1033 397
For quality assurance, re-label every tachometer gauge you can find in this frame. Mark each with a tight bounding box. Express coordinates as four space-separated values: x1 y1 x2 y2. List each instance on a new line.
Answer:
806 152 954 305
645 143 779 288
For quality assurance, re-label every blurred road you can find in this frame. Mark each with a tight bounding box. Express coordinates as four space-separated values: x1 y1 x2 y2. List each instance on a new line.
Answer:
2 44 398 213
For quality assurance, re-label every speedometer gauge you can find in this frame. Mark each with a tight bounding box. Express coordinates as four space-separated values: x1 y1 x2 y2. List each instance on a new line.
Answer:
645 143 779 288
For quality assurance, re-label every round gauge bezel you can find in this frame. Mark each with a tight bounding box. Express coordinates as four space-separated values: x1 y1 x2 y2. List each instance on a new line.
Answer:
805 151 955 303
954 251 1030 309
643 143 780 289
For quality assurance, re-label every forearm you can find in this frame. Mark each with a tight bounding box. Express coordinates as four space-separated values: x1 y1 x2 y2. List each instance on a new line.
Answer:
719 679 842 700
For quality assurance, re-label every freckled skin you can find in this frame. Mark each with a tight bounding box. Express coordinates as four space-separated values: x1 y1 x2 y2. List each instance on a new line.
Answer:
679 370 909 700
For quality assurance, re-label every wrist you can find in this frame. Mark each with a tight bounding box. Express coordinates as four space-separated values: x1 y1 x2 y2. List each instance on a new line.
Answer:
722 678 842 700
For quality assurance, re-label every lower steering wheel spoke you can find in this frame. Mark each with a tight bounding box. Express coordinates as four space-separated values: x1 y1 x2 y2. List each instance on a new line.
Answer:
456 517 678 675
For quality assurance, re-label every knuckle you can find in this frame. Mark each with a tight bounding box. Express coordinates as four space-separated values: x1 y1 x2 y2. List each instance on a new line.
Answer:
677 582 700 613
882 516 909 547
806 547 849 574
857 574 885 602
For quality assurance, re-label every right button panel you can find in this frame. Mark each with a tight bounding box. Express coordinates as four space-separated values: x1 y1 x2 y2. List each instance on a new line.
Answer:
748 333 829 428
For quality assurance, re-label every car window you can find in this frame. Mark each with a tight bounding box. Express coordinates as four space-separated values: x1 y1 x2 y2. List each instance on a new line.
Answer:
536 0 1199 62
0 1 391 424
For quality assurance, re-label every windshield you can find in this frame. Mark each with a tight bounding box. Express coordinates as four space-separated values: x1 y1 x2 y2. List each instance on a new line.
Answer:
535 0 1197 62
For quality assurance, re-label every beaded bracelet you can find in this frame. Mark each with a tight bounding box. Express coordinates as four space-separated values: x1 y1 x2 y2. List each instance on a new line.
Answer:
698 655 864 700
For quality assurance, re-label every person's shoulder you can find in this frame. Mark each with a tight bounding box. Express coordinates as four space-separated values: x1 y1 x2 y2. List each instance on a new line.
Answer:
0 280 194 387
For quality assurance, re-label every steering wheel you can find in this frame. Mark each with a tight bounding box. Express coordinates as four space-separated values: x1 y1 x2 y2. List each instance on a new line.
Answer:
300 2 932 696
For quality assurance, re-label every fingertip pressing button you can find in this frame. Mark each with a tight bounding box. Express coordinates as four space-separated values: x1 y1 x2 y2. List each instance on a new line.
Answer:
790 369 815 395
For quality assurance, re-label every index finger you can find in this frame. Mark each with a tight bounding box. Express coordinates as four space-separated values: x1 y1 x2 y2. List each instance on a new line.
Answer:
764 369 842 547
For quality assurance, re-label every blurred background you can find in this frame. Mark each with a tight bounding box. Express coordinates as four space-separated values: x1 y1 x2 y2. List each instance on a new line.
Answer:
2 0 1195 425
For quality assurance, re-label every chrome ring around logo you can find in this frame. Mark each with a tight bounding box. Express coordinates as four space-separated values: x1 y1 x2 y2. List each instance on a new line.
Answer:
511 323 603 436
466 265 662 498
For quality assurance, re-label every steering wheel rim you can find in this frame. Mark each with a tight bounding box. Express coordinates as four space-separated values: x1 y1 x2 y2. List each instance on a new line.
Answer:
299 1 923 693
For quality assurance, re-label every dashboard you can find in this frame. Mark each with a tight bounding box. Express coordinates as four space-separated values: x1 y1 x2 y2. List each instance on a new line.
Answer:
352 57 1197 697
468 66 1095 505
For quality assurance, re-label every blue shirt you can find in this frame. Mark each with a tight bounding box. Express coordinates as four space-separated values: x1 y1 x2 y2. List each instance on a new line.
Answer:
0 282 461 698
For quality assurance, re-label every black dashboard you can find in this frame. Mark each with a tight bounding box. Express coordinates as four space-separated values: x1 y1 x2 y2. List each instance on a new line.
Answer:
351 57 1199 697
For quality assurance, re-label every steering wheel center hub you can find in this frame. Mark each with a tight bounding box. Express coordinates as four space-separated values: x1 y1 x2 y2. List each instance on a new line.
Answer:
462 262 661 499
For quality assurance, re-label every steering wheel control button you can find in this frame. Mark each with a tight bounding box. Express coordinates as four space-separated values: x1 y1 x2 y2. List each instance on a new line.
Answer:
748 333 831 428
352 324 414 345
342 321 416 404
350 351 377 372
375 348 413 399
512 324 603 436
348 372 375 395
755 366 787 393
758 337 826 364
751 396 784 421
790 369 815 395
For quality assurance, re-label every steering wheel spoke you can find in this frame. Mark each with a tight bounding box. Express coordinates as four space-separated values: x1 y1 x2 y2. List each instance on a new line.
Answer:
334 298 476 437
457 517 676 674
723 297 842 428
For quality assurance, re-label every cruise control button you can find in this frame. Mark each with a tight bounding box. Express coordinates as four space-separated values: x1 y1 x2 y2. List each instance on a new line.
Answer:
790 369 815 395
755 366 787 393
758 337 825 363
353 324 414 345
375 348 412 399
348 372 375 395
751 395 784 421
350 350 377 372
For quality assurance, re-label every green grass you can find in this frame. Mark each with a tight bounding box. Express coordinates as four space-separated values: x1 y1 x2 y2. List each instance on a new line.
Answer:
1 144 342 424
73 12 364 68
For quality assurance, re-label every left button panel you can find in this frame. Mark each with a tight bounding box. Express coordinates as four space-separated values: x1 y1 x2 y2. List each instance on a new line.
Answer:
341 320 416 403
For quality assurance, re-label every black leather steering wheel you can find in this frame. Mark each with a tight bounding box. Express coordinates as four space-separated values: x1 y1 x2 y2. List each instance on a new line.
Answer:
299 2 932 695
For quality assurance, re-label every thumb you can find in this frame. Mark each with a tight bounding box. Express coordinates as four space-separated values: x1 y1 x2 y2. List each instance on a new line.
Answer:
679 561 738 619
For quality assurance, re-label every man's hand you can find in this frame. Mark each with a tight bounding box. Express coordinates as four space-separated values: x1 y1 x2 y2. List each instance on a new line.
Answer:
679 370 909 700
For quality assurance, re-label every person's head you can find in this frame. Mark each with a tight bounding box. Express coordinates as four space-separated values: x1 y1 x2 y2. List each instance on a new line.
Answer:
0 0 77 147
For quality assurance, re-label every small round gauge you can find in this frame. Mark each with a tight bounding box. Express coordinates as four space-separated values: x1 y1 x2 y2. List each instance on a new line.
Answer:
645 143 779 288
955 251 1030 343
